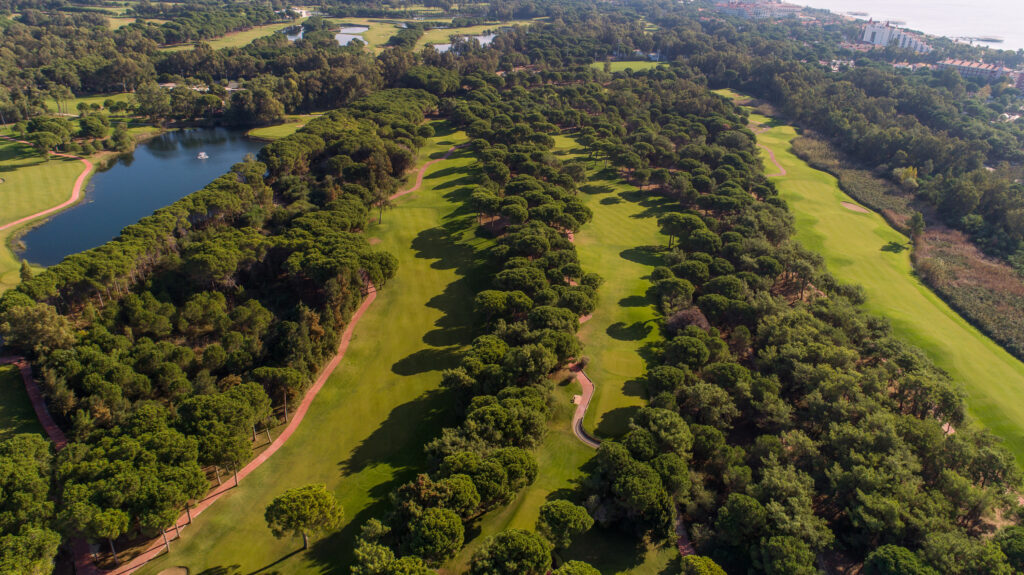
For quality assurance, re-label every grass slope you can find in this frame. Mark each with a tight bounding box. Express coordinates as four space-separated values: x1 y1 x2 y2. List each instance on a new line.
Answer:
0 365 44 441
137 125 489 575
750 110 1024 465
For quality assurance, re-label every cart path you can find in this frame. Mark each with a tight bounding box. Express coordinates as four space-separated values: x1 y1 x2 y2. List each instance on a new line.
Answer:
749 124 786 178
0 135 94 232
389 144 466 201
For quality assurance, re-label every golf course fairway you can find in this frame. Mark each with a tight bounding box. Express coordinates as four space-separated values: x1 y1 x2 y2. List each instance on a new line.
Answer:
750 109 1024 465
138 125 487 574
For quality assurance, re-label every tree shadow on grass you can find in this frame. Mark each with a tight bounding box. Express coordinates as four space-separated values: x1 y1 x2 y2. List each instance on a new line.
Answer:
881 241 909 253
607 321 655 341
600 196 623 205
594 406 640 438
580 183 616 195
619 294 653 308
620 246 664 267
243 548 301 575
196 566 242 575
391 346 462 376
563 526 653 574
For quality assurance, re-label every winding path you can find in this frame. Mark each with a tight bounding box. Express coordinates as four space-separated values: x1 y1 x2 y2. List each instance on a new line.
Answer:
0 135 94 233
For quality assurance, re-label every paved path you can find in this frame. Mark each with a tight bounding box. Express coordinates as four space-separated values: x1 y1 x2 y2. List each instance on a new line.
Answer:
0 135 94 232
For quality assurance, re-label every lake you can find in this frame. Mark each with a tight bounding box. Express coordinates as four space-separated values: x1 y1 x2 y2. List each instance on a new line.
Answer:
18 128 264 267
797 0 1024 51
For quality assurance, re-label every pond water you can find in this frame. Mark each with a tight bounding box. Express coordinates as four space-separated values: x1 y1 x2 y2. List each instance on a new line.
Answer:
18 128 264 267
335 26 369 45
282 25 369 45
432 33 496 53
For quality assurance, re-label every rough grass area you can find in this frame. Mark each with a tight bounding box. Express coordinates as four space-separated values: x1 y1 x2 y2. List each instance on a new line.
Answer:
137 124 491 575
750 110 1024 467
0 365 44 441
416 20 534 50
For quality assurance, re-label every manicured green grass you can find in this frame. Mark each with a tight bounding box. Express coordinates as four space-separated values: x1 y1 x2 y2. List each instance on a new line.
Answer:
162 19 301 52
0 365 44 441
245 115 318 142
137 125 490 575
747 106 1024 465
575 171 670 439
590 61 665 72
0 139 87 291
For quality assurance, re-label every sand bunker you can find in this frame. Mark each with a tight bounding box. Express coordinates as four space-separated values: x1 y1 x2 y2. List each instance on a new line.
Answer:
368 237 382 245
841 202 870 213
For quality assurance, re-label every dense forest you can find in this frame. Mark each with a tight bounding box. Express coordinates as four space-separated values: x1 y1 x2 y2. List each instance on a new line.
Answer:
2 0 1024 573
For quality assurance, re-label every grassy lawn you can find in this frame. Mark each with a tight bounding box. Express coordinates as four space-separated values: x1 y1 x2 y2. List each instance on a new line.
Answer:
137 124 491 575
162 19 300 52
245 115 318 142
0 365 44 441
0 139 87 291
744 104 1024 465
574 170 670 439
590 61 665 73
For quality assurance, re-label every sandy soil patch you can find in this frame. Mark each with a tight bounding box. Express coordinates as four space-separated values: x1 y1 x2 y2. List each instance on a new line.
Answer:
841 202 870 213
368 237 382 245
158 568 188 575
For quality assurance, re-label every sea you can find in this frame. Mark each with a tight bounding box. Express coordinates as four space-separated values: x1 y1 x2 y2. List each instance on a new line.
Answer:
796 0 1024 52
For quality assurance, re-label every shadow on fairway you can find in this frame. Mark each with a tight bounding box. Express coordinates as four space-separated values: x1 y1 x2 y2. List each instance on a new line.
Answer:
607 320 655 341
619 246 664 267
882 241 909 253
594 406 640 438
618 294 653 308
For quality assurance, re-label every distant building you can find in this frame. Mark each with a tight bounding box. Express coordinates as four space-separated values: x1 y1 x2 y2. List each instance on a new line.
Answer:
936 58 1017 83
861 22 932 53
714 0 801 20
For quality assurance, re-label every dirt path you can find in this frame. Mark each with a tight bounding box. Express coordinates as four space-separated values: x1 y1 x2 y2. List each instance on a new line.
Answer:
389 144 465 201
570 364 600 449
0 135 94 232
